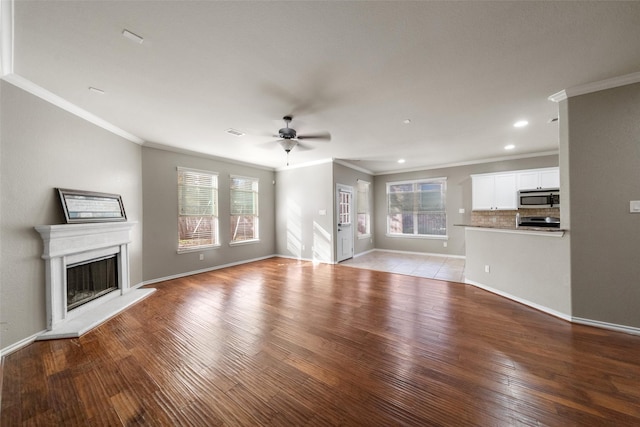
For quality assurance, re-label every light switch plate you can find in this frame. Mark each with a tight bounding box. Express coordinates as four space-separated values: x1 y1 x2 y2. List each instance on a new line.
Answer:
630 201 640 213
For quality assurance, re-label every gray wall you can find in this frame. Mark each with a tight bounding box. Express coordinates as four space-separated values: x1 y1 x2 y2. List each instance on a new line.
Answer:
275 161 334 263
373 155 559 256
333 162 375 257
0 81 143 350
566 82 640 328
141 146 276 282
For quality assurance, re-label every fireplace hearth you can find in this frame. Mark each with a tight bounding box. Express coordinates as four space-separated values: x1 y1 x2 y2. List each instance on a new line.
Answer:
35 221 155 340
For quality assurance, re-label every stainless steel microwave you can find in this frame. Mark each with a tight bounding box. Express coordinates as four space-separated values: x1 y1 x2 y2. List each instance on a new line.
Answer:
518 188 560 208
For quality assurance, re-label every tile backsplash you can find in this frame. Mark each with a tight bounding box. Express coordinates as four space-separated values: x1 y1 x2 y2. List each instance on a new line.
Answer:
471 208 560 228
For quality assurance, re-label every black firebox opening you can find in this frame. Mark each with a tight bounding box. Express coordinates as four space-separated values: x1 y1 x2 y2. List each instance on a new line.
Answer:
66 255 118 311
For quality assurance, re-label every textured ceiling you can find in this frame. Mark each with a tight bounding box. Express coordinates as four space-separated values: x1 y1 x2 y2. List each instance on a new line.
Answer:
11 1 640 173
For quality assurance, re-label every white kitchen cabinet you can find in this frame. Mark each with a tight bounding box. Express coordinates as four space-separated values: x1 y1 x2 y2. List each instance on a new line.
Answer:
472 173 517 210
517 167 559 190
539 168 560 188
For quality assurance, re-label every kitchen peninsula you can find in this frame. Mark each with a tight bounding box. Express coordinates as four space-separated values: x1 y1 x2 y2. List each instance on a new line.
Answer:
460 224 571 321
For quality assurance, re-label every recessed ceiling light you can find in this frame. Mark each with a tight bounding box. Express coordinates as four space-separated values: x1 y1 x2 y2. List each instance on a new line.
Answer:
398 159 406 164
225 128 245 137
403 119 411 124
513 120 529 128
122 29 144 44
504 144 515 150
88 87 105 94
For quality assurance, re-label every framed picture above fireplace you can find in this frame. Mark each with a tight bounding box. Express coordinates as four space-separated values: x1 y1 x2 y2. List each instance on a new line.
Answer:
57 188 127 223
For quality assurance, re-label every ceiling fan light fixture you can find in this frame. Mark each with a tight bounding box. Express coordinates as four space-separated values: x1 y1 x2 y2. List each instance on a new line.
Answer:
279 139 297 152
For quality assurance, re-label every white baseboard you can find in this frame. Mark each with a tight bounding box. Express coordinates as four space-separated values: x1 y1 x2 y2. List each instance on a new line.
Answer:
572 317 640 336
465 279 572 322
141 254 278 286
1 330 47 358
465 279 640 335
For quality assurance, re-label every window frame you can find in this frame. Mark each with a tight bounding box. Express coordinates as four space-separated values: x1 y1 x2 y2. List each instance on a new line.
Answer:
229 175 260 245
177 167 220 253
356 180 371 239
386 177 447 239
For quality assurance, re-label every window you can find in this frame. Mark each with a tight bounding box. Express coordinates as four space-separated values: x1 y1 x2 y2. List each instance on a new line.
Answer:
357 180 371 237
177 167 219 251
230 176 259 243
338 188 352 226
387 178 446 237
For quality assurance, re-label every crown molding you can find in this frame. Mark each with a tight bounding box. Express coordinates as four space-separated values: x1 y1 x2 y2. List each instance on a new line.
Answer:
275 157 334 172
333 158 374 175
374 150 559 176
548 71 640 103
1 0 14 76
2 73 145 144
142 141 276 172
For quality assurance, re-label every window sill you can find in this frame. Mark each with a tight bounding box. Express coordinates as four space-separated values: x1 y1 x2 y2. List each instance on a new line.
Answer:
177 244 220 254
385 234 448 240
229 239 260 247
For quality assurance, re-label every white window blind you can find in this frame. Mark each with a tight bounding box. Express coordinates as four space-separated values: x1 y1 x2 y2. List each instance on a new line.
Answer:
177 167 219 251
357 180 371 237
387 178 447 237
230 176 259 242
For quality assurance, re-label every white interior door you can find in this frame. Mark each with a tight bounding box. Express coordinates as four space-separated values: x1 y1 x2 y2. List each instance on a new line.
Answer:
336 185 354 262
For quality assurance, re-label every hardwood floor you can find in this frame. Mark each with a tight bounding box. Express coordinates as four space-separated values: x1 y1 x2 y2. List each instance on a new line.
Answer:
2 257 640 426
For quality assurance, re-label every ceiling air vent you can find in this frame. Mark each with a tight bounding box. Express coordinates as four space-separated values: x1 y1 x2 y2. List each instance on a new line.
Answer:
225 128 245 137
122 29 144 44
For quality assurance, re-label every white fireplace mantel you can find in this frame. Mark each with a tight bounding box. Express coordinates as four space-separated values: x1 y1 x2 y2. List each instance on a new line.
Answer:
35 221 155 340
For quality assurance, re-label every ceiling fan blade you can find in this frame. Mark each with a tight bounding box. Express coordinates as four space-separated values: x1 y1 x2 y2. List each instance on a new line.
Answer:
258 140 278 149
295 141 313 151
296 131 331 141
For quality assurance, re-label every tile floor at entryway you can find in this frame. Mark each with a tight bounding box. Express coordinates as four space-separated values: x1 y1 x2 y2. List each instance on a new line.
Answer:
339 250 466 283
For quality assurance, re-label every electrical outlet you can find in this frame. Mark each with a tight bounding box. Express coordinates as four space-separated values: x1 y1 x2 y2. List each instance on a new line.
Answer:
199 254 204 261
443 241 448 247
484 265 490 273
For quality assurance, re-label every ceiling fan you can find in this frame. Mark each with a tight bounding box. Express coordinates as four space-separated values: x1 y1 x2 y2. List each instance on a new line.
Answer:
270 116 331 165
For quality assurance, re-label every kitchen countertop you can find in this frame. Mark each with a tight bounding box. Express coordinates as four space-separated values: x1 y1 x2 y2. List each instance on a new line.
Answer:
454 224 566 236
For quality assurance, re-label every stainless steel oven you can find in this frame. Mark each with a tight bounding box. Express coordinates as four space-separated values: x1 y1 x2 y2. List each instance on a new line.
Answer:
518 188 559 209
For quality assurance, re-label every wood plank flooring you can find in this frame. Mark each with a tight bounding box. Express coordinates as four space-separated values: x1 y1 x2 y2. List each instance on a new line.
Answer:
2 257 640 426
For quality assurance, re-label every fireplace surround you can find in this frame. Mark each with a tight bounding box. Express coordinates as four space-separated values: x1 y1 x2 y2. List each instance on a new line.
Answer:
35 221 155 340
